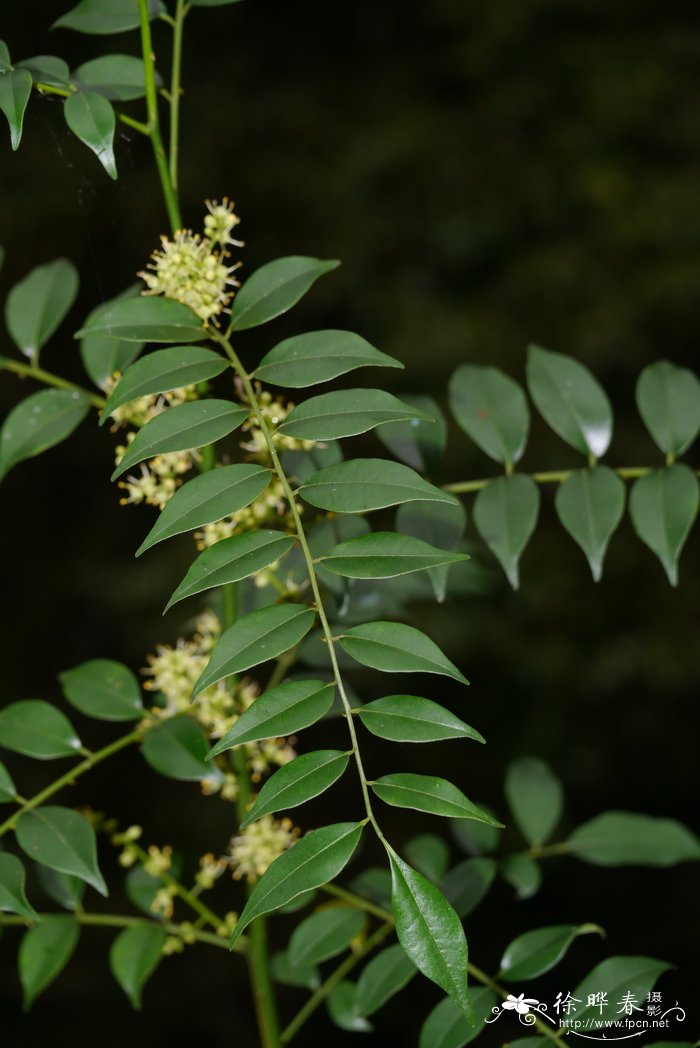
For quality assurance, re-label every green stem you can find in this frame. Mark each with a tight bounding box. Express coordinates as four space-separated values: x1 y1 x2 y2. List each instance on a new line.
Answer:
214 333 382 838
443 465 699 494
168 0 188 191
522 841 571 859
0 912 232 950
34 81 150 136
0 357 106 409
0 728 146 838
222 583 281 1048
137 0 182 232
320 883 392 923
281 921 394 1043
128 842 226 934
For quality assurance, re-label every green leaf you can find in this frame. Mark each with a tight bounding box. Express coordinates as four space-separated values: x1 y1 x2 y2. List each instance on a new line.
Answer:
241 750 349 828
636 360 700 457
397 500 467 602
500 855 542 899
0 759 17 802
388 848 473 1023
101 346 229 424
572 956 672 1025
270 951 320 990
320 532 468 579
53 0 165 34
629 465 699 585
441 858 496 918
567 811 700 866
449 364 529 466
404 835 451 883
0 389 90 482
165 530 296 611
554 468 625 580
289 906 365 968
19 916 80 1010
419 988 497 1048
279 388 432 441
17 56 70 88
357 696 483 744
0 700 81 759
254 329 402 387
451 818 501 857
5 259 79 357
499 924 596 982
75 295 206 343
137 464 270 555
231 257 339 331
142 716 222 784
504 757 564 847
125 856 182 916
526 344 613 458
349 867 392 908
338 621 468 685
111 400 248 481
79 285 144 388
327 981 373 1033
0 68 32 150
193 605 316 699
377 394 447 472
72 54 151 101
64 90 117 179
36 867 85 911
356 944 417 1016
16 807 107 895
0 40 10 72
372 774 502 824
300 458 458 514
0 853 39 920
60 659 143 721
109 924 165 1009
208 680 335 756
230 822 363 947
473 474 539 589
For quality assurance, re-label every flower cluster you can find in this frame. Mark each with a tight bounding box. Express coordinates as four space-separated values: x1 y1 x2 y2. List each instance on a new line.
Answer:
227 814 300 882
139 199 242 323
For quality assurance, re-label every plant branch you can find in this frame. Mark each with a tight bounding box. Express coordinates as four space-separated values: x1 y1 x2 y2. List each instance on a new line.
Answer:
320 883 392 923
137 0 183 232
467 961 570 1046
33 81 150 136
127 842 228 936
444 465 699 494
281 921 394 1043
213 332 382 838
0 356 106 409
168 0 188 191
0 728 146 838
0 911 231 950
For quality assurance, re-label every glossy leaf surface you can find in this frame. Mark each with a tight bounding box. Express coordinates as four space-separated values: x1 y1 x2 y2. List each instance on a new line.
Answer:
473 474 539 589
357 695 482 743
101 346 228 423
449 364 529 465
254 329 402 387
231 256 339 330
279 388 431 441
16 807 107 895
0 700 81 759
208 680 335 755
554 467 625 580
301 458 458 514
241 750 349 827
629 465 698 585
320 532 467 579
64 90 117 179
137 464 270 555
526 344 613 457
636 360 700 457
75 296 206 343
193 605 316 698
339 621 468 684
0 853 39 920
112 400 248 480
0 68 32 150
5 259 79 357
230 822 363 947
0 389 89 482
373 774 502 823
60 659 143 720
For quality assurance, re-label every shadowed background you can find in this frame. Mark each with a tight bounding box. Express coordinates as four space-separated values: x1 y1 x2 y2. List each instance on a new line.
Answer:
0 0 698 1044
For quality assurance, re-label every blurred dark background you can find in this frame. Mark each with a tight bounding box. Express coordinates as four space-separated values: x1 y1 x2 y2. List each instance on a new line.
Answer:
0 0 698 1045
